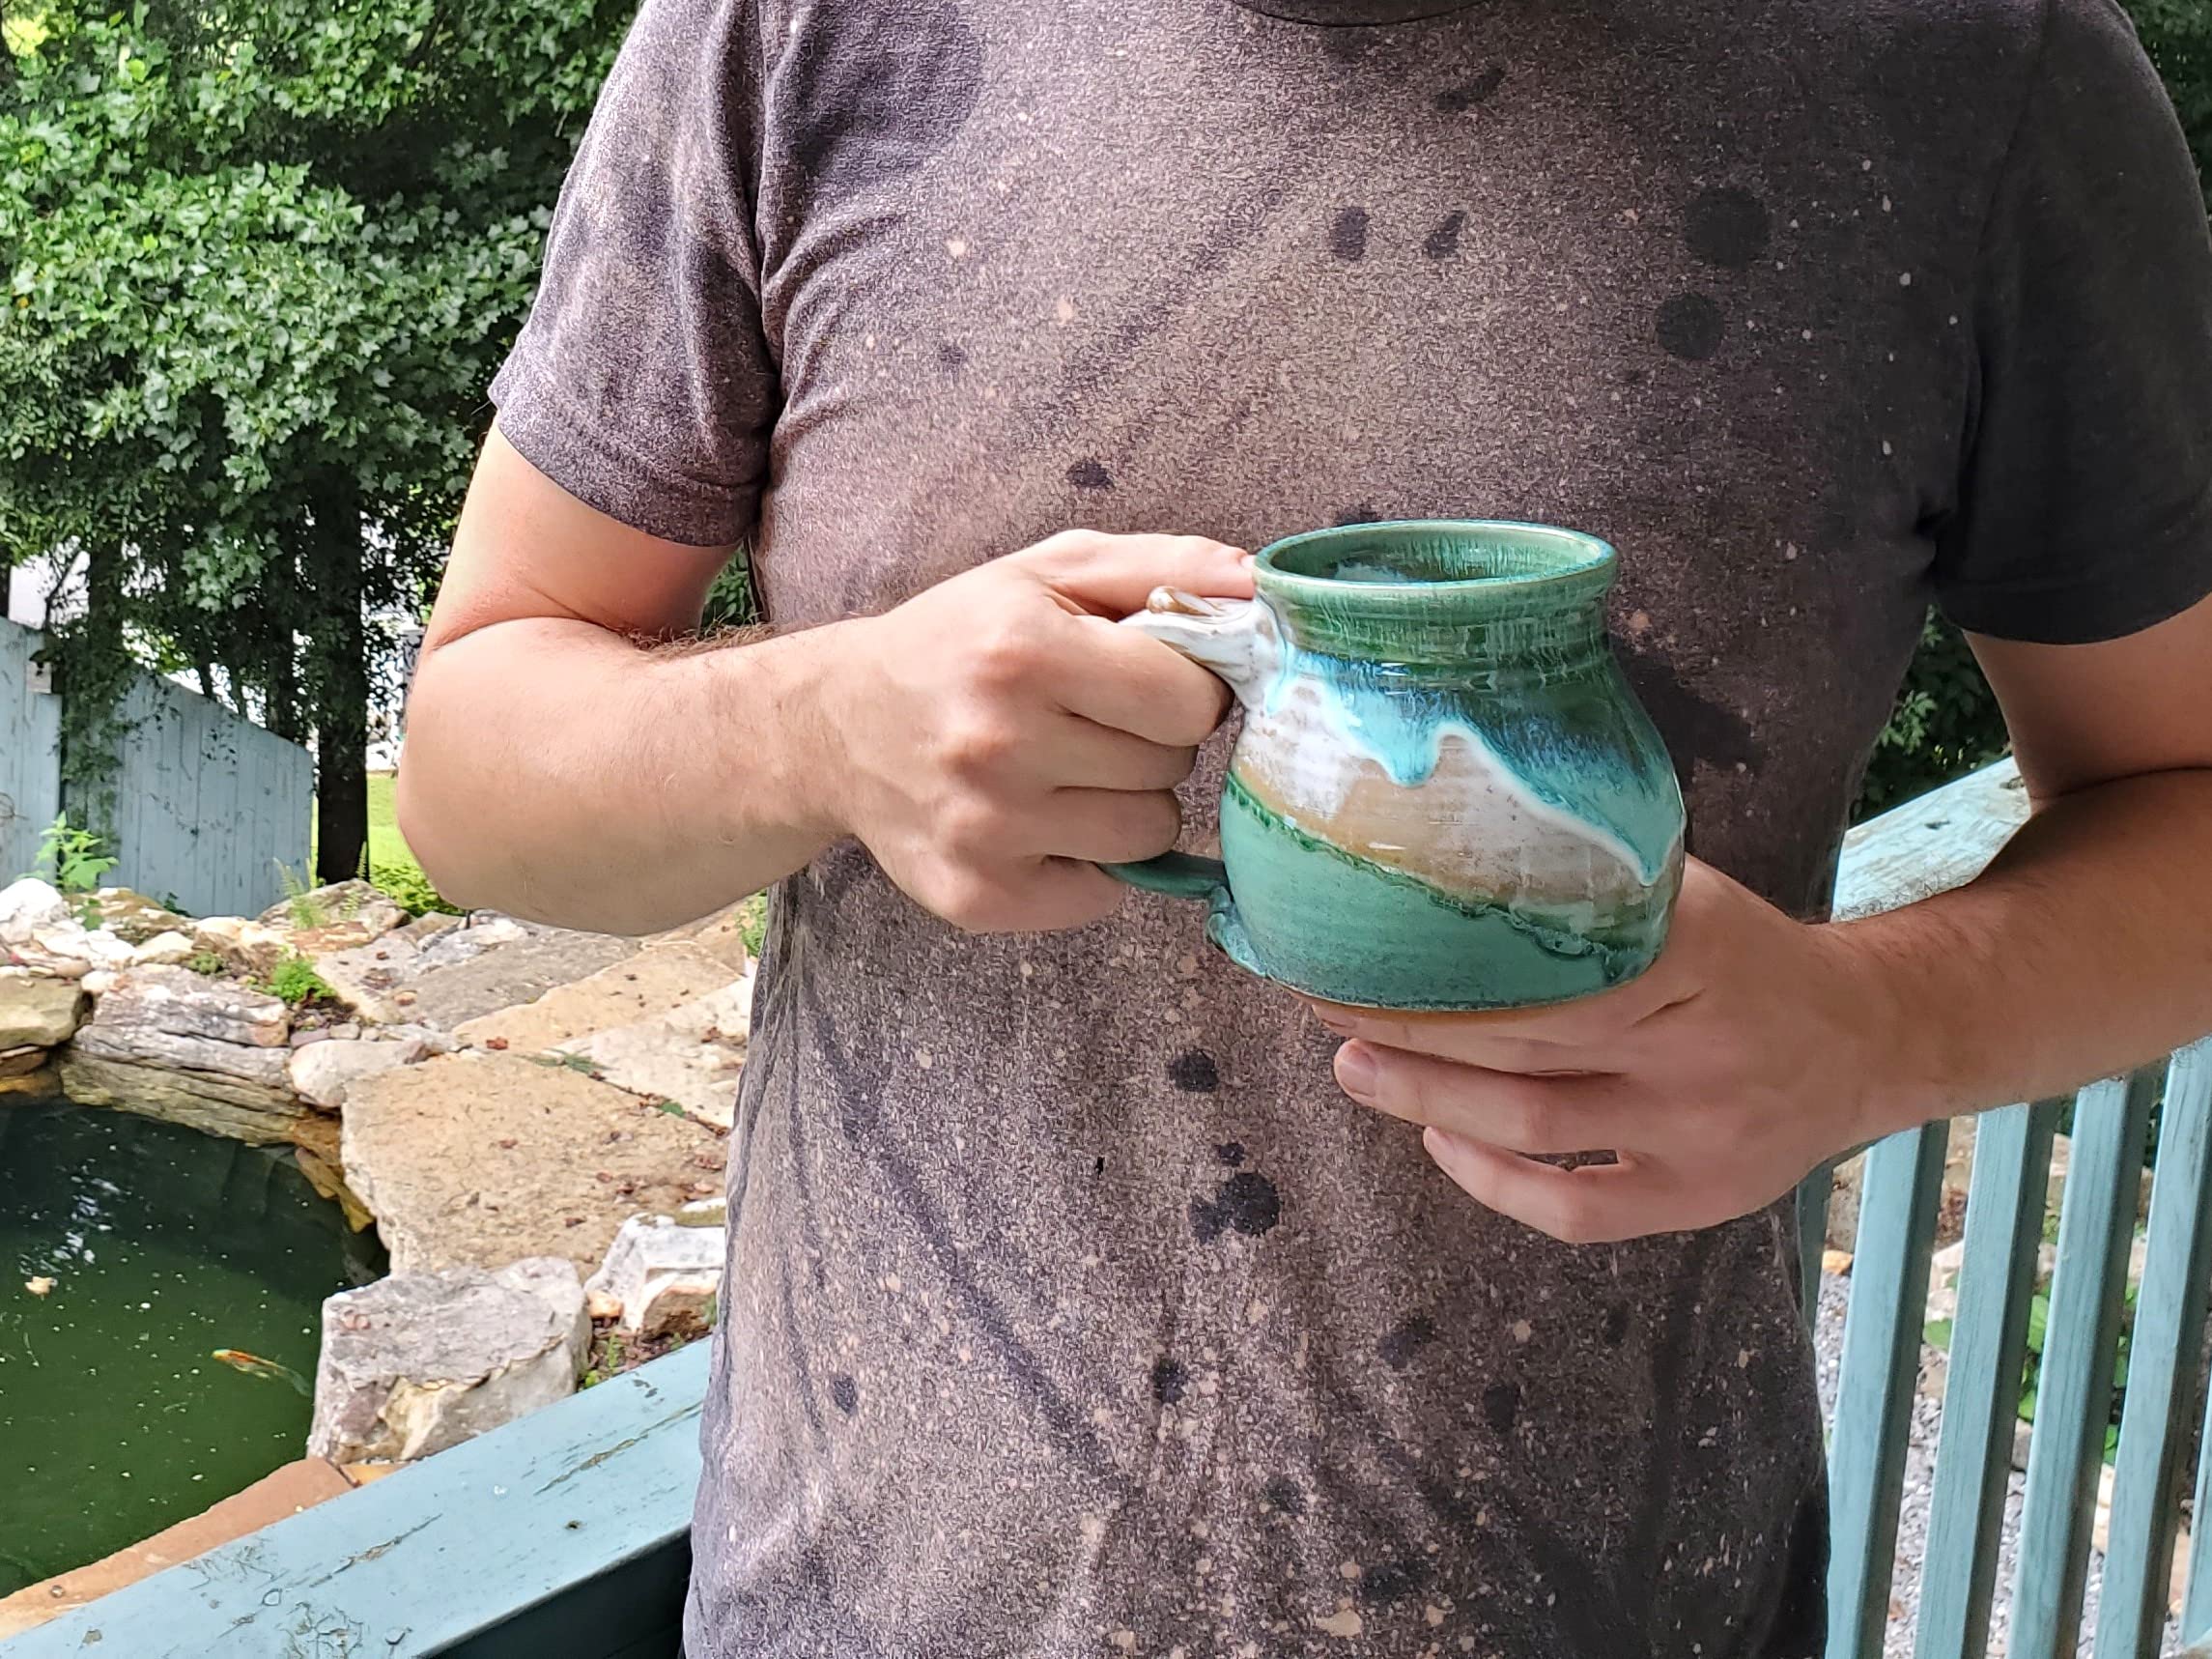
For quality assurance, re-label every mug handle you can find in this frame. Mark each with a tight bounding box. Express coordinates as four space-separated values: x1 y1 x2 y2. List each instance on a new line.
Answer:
1100 849 1229 901
1097 588 1267 904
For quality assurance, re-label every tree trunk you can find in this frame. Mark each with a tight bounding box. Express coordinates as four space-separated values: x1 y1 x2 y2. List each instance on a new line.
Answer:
268 643 302 745
310 487 370 884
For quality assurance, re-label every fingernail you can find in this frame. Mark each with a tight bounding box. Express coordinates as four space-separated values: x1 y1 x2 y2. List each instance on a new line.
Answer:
1336 1044 1376 1101
1313 1006 1356 1035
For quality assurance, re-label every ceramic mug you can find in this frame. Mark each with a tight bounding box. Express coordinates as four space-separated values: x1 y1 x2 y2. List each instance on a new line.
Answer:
1103 520 1686 1011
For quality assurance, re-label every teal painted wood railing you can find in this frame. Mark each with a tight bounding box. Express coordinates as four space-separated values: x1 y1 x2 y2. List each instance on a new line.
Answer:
1914 1097 2062 1659
1829 1122 1953 1656
0 1341 709 1657
1820 758 2212 1659
5 755 2208 1658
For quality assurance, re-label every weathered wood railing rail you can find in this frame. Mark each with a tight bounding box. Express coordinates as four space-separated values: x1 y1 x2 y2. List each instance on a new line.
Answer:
4 755 2207 1658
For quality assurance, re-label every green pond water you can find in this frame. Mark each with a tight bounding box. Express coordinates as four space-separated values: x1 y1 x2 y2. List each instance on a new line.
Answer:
0 1100 384 1596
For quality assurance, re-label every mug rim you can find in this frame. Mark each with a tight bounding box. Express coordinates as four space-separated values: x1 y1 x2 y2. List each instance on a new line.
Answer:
1253 518 1618 601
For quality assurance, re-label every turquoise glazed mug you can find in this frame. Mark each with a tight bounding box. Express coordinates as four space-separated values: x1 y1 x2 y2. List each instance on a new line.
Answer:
1103 520 1686 1011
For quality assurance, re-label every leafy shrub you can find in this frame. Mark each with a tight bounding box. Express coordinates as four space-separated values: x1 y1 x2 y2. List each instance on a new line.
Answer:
1856 614 2009 819
739 892 768 959
2129 0 2212 209
1926 1276 2139 1464
265 955 336 1007
371 862 462 919
31 814 118 896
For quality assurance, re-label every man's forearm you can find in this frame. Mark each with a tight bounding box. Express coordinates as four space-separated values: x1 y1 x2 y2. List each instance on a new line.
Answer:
1845 767 2212 1132
397 617 843 935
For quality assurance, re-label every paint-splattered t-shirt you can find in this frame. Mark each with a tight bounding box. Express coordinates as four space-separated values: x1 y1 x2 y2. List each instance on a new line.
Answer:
490 0 2212 1649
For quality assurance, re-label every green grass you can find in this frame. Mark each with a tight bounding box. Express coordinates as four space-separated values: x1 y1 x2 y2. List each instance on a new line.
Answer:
366 772 411 879
363 771 460 916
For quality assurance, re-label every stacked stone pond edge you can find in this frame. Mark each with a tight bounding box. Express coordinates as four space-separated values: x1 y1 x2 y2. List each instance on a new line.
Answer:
0 873 752 1631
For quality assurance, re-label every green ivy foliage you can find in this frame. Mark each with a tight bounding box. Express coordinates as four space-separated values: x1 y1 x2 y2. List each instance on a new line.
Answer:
2131 0 2212 207
0 0 629 853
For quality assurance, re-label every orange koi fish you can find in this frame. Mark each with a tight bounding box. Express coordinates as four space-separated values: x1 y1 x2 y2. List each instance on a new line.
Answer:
212 1349 311 1397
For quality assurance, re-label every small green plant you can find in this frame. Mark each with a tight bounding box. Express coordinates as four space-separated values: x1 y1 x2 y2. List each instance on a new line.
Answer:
1925 1272 2139 1464
265 954 336 1007
371 862 462 920
529 1052 605 1079
275 862 328 930
739 892 769 959
185 950 227 976
32 814 118 897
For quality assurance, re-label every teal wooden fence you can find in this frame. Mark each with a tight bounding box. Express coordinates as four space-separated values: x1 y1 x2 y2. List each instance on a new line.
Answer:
0 618 310 918
2 755 2206 1658
0 619 64 884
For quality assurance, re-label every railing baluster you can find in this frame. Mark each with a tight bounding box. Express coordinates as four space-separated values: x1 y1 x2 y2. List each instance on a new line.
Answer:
2009 1068 2160 1658
1800 1163 1835 1331
2183 1381 2212 1653
1914 1099 2064 1659
2094 1042 2212 1659
1830 1121 1952 1659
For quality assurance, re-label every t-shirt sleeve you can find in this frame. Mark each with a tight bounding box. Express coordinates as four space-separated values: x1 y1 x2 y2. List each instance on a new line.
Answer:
489 0 777 548
1932 0 2212 644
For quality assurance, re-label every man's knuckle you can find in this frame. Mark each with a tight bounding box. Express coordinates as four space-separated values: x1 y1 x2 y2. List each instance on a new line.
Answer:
969 628 1040 692
938 710 1017 779
1026 529 1093 563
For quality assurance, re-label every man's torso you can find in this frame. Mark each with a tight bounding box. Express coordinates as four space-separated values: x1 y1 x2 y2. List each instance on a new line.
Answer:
684 0 2034 1650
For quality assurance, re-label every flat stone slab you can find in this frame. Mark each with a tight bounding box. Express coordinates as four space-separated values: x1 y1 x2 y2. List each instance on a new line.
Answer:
86 965 289 1048
86 888 192 946
317 916 637 1030
557 969 752 1130
0 1064 58 1098
342 1051 724 1275
287 1033 431 1109
642 900 755 973
453 941 742 1054
62 966 297 1137
256 879 405 940
0 973 87 1049
0 1044 48 1077
308 1257 589 1464
57 1051 309 1145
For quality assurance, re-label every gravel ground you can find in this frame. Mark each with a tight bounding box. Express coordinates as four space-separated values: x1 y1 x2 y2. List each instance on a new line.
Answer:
1811 1273 2186 1658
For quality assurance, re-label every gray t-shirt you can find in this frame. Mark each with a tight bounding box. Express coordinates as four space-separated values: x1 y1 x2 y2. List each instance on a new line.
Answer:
490 0 2212 1651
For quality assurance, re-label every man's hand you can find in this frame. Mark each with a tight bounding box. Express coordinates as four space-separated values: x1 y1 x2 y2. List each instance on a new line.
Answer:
818 530 1253 933
1311 859 1899 1244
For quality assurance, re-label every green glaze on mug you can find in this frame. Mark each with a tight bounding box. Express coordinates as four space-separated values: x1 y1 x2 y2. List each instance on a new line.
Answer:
1104 520 1686 1011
